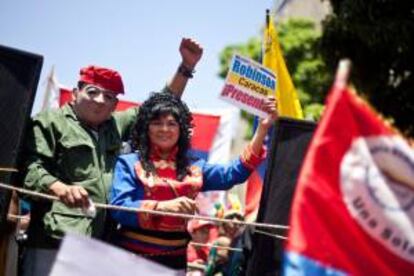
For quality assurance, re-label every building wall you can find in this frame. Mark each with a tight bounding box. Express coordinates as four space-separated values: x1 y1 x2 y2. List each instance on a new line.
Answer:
275 0 331 26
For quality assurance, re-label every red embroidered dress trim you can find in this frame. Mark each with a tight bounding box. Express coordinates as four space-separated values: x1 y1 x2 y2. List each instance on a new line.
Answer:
134 146 203 232
240 144 267 170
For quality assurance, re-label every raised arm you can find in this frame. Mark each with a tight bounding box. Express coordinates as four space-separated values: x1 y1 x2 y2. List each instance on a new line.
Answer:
249 96 278 155
167 38 203 97
201 96 278 192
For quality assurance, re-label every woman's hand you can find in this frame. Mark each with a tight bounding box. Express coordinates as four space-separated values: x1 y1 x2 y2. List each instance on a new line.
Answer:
156 196 198 214
248 96 279 156
258 96 278 130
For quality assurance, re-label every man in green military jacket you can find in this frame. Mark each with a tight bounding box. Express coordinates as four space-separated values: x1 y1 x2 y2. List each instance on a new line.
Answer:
21 38 203 275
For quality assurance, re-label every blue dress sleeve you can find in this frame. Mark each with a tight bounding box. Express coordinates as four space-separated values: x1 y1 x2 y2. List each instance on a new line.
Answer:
109 154 147 228
200 158 252 192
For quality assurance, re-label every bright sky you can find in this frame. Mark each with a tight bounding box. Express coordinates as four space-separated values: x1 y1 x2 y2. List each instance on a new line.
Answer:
1 0 274 114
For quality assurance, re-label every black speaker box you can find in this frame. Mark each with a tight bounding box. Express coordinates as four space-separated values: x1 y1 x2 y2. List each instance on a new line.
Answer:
245 117 316 275
0 45 43 233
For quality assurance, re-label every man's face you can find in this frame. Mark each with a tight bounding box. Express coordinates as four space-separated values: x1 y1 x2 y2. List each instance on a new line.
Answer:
73 84 118 129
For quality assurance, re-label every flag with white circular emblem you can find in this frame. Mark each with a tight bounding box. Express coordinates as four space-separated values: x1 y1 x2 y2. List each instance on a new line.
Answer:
283 83 414 275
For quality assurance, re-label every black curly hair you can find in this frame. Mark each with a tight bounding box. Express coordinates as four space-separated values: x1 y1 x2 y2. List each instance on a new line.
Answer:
131 92 193 180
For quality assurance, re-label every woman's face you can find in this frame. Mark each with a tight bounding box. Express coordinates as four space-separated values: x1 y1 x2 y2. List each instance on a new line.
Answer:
148 114 180 154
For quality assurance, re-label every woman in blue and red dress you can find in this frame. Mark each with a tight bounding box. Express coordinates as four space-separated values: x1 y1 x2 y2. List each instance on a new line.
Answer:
109 92 277 270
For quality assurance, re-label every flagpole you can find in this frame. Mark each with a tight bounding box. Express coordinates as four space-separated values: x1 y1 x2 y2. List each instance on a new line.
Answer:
266 9 270 28
334 59 351 90
41 65 55 111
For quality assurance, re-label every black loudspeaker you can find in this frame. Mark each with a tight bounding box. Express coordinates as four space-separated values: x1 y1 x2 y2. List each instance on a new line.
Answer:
245 118 316 276
0 45 43 234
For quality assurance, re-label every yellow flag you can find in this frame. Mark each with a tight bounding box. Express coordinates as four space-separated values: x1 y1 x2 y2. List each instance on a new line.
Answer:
263 13 303 119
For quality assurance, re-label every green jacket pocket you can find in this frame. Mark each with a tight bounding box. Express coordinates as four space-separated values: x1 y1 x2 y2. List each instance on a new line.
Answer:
44 201 93 239
59 138 96 182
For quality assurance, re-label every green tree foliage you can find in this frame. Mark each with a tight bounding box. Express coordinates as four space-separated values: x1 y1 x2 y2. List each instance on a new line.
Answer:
321 0 414 137
218 19 331 128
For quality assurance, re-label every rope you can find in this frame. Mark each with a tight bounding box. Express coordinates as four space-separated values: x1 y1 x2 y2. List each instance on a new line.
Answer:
187 262 206 270
0 182 289 231
254 229 288 240
189 242 242 252
7 214 30 221
0 167 18 172
0 183 58 201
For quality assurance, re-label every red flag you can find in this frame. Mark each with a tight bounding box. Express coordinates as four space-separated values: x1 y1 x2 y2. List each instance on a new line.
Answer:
59 87 72 106
284 83 414 274
244 169 264 221
191 113 220 157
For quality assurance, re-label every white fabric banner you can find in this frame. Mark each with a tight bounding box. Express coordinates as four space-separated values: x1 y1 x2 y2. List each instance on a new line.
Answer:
50 234 184 276
192 107 240 217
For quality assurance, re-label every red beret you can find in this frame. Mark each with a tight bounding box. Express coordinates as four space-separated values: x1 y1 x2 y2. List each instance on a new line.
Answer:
79 65 124 94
